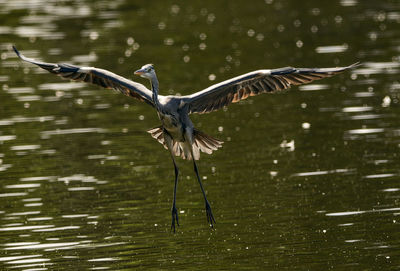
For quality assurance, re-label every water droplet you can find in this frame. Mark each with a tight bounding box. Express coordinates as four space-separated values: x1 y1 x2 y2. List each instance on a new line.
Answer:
164 38 174 46
335 15 343 24
125 49 132 57
296 40 303 48
127 37 134 45
170 5 180 15
182 44 189 51
311 8 320 16
158 22 166 30
89 31 99 40
277 24 285 32
247 29 255 37
382 95 391 107
207 13 216 24
311 25 318 33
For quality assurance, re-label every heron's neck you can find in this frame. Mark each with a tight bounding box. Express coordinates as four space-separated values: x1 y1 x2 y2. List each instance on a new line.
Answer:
150 76 161 110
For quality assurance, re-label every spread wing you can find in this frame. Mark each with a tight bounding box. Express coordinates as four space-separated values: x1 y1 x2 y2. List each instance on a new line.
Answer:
184 63 359 114
13 46 154 106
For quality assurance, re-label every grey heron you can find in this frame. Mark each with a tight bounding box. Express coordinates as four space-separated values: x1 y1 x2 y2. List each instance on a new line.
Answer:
12 46 358 231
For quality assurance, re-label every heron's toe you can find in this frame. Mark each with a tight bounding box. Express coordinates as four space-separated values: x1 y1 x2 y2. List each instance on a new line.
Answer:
205 201 216 228
171 206 179 232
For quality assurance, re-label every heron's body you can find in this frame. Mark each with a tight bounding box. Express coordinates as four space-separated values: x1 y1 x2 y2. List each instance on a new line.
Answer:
158 98 187 141
12 46 359 231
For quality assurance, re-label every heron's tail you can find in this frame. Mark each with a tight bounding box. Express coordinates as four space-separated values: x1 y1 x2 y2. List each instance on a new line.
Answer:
147 126 223 160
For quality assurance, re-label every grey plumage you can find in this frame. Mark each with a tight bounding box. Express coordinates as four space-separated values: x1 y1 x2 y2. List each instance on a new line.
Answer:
12 46 154 106
184 64 359 114
148 126 223 160
13 46 359 231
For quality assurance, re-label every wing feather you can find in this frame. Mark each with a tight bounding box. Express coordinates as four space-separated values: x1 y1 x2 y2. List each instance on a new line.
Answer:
184 63 359 114
13 46 154 107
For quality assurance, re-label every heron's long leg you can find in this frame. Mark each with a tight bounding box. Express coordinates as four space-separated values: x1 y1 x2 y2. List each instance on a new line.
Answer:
190 148 216 227
164 134 179 232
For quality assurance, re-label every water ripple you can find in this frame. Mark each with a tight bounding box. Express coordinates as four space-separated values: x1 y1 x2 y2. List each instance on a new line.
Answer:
58 174 101 184
68 187 95 191
6 257 51 264
0 255 42 262
5 183 41 189
0 163 12 171
38 82 86 90
88 257 121 262
5 86 34 94
0 135 16 141
15 25 65 40
354 62 400 75
347 114 382 120
16 95 41 102
71 53 98 63
32 226 80 232
353 91 376 98
7 211 41 216
298 84 329 91
291 168 354 177
10 145 41 151
41 128 107 139
4 242 80 250
62 214 89 218
20 176 57 182
0 225 53 231
0 192 26 197
0 116 55 126
381 188 400 192
326 207 400 217
346 128 385 135
315 44 348 54
364 173 397 179
342 106 373 113
340 0 358 6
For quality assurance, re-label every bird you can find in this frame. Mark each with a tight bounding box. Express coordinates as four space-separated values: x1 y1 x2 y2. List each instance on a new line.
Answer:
12 46 359 232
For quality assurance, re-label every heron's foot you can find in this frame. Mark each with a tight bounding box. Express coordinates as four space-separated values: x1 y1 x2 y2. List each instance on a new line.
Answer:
205 201 216 228
171 206 179 233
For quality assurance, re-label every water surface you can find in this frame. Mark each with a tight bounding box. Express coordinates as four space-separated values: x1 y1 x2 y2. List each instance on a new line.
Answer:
1 0 400 270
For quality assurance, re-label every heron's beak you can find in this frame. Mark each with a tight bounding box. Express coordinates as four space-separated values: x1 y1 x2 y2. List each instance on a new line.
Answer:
134 68 145 75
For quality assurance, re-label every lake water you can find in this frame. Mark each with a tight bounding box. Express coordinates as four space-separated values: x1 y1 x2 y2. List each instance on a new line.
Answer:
1 0 400 270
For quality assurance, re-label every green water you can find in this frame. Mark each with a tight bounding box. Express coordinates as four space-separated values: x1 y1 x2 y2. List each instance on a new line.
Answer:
1 0 400 270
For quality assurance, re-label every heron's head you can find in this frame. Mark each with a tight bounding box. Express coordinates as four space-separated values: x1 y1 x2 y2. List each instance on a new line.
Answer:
134 64 155 80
